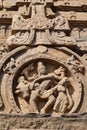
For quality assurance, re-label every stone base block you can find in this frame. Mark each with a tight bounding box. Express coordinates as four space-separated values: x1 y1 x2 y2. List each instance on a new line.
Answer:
0 113 87 130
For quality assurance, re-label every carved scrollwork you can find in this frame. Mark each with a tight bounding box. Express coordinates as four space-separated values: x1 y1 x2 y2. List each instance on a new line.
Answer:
7 0 76 49
7 30 35 49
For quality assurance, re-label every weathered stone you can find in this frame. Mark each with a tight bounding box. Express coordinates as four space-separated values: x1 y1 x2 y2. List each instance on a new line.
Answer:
0 0 87 129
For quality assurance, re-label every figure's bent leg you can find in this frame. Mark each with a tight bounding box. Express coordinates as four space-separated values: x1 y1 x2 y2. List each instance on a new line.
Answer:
40 95 55 114
61 100 68 113
53 97 61 112
29 92 39 113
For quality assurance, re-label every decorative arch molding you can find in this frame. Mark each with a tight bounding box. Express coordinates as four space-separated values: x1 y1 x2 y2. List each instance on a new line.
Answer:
0 46 86 116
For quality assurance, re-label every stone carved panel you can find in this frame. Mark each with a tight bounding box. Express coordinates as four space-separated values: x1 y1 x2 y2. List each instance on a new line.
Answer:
0 0 87 118
7 1 75 50
0 46 86 116
14 61 78 115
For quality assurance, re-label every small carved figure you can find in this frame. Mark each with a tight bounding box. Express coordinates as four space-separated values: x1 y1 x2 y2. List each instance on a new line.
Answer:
15 76 30 100
54 66 66 80
18 5 30 16
53 77 74 114
54 14 70 30
22 63 36 82
37 61 47 76
23 61 47 82
3 58 18 74
66 55 84 72
71 28 80 40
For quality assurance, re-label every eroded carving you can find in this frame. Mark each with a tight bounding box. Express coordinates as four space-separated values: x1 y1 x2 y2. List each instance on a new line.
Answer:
7 1 75 49
66 55 84 73
15 76 30 100
0 45 8 57
71 28 87 43
7 31 35 49
46 30 75 46
3 0 16 8
13 60 81 115
0 0 86 117
3 58 18 74
53 77 74 115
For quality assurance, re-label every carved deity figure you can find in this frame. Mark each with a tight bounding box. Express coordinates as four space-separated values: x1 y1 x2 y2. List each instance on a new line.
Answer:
23 61 47 82
40 69 68 114
54 66 66 80
15 61 73 115
15 76 30 100
30 65 67 114
29 61 48 113
37 61 47 76
22 63 37 82
53 77 74 114
31 66 66 86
